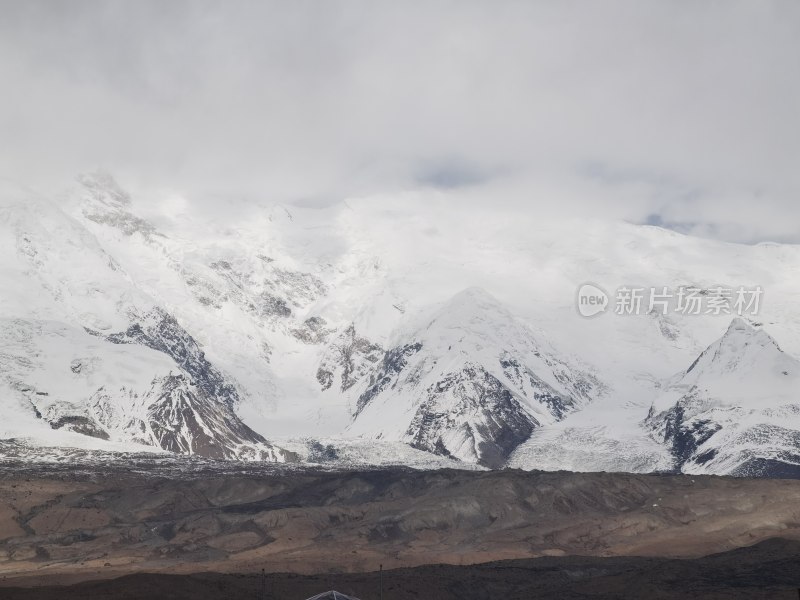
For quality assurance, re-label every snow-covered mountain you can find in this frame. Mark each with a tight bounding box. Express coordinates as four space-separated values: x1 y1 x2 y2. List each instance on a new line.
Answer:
2 171 800 475
349 288 602 467
645 318 800 477
0 178 292 461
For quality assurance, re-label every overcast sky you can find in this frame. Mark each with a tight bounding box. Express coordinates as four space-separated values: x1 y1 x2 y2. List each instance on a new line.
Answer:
1 1 798 242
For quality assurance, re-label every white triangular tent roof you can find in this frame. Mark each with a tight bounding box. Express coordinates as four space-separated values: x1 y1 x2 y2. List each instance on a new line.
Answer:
304 591 362 600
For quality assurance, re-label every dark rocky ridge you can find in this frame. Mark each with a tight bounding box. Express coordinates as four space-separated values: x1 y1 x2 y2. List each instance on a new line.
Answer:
82 308 291 460
317 324 383 392
144 374 272 459
647 394 723 468
356 341 423 415
104 307 239 408
406 363 539 468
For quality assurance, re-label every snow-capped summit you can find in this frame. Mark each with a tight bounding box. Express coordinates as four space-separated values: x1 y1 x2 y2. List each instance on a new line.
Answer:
349 287 603 467
647 318 800 476
673 318 790 385
653 318 798 415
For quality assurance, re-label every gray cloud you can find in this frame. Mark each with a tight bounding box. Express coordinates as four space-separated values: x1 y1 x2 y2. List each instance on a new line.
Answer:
1 0 798 241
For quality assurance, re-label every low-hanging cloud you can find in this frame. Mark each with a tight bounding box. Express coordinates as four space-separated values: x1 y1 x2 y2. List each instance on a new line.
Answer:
1 0 798 242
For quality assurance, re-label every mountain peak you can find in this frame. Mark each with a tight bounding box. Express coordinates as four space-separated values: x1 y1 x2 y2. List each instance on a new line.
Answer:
665 318 794 399
446 286 500 310
725 316 753 333
649 317 800 476
716 316 780 355
417 287 511 342
722 317 771 341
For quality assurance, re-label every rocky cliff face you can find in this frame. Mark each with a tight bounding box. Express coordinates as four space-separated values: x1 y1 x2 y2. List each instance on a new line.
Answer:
102 307 240 408
317 324 384 392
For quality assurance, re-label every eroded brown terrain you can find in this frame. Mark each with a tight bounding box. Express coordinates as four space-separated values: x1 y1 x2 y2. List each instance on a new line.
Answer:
4 538 800 600
1 463 800 590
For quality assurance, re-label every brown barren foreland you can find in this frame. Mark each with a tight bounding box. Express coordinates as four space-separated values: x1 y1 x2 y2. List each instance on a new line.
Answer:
1 465 799 595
